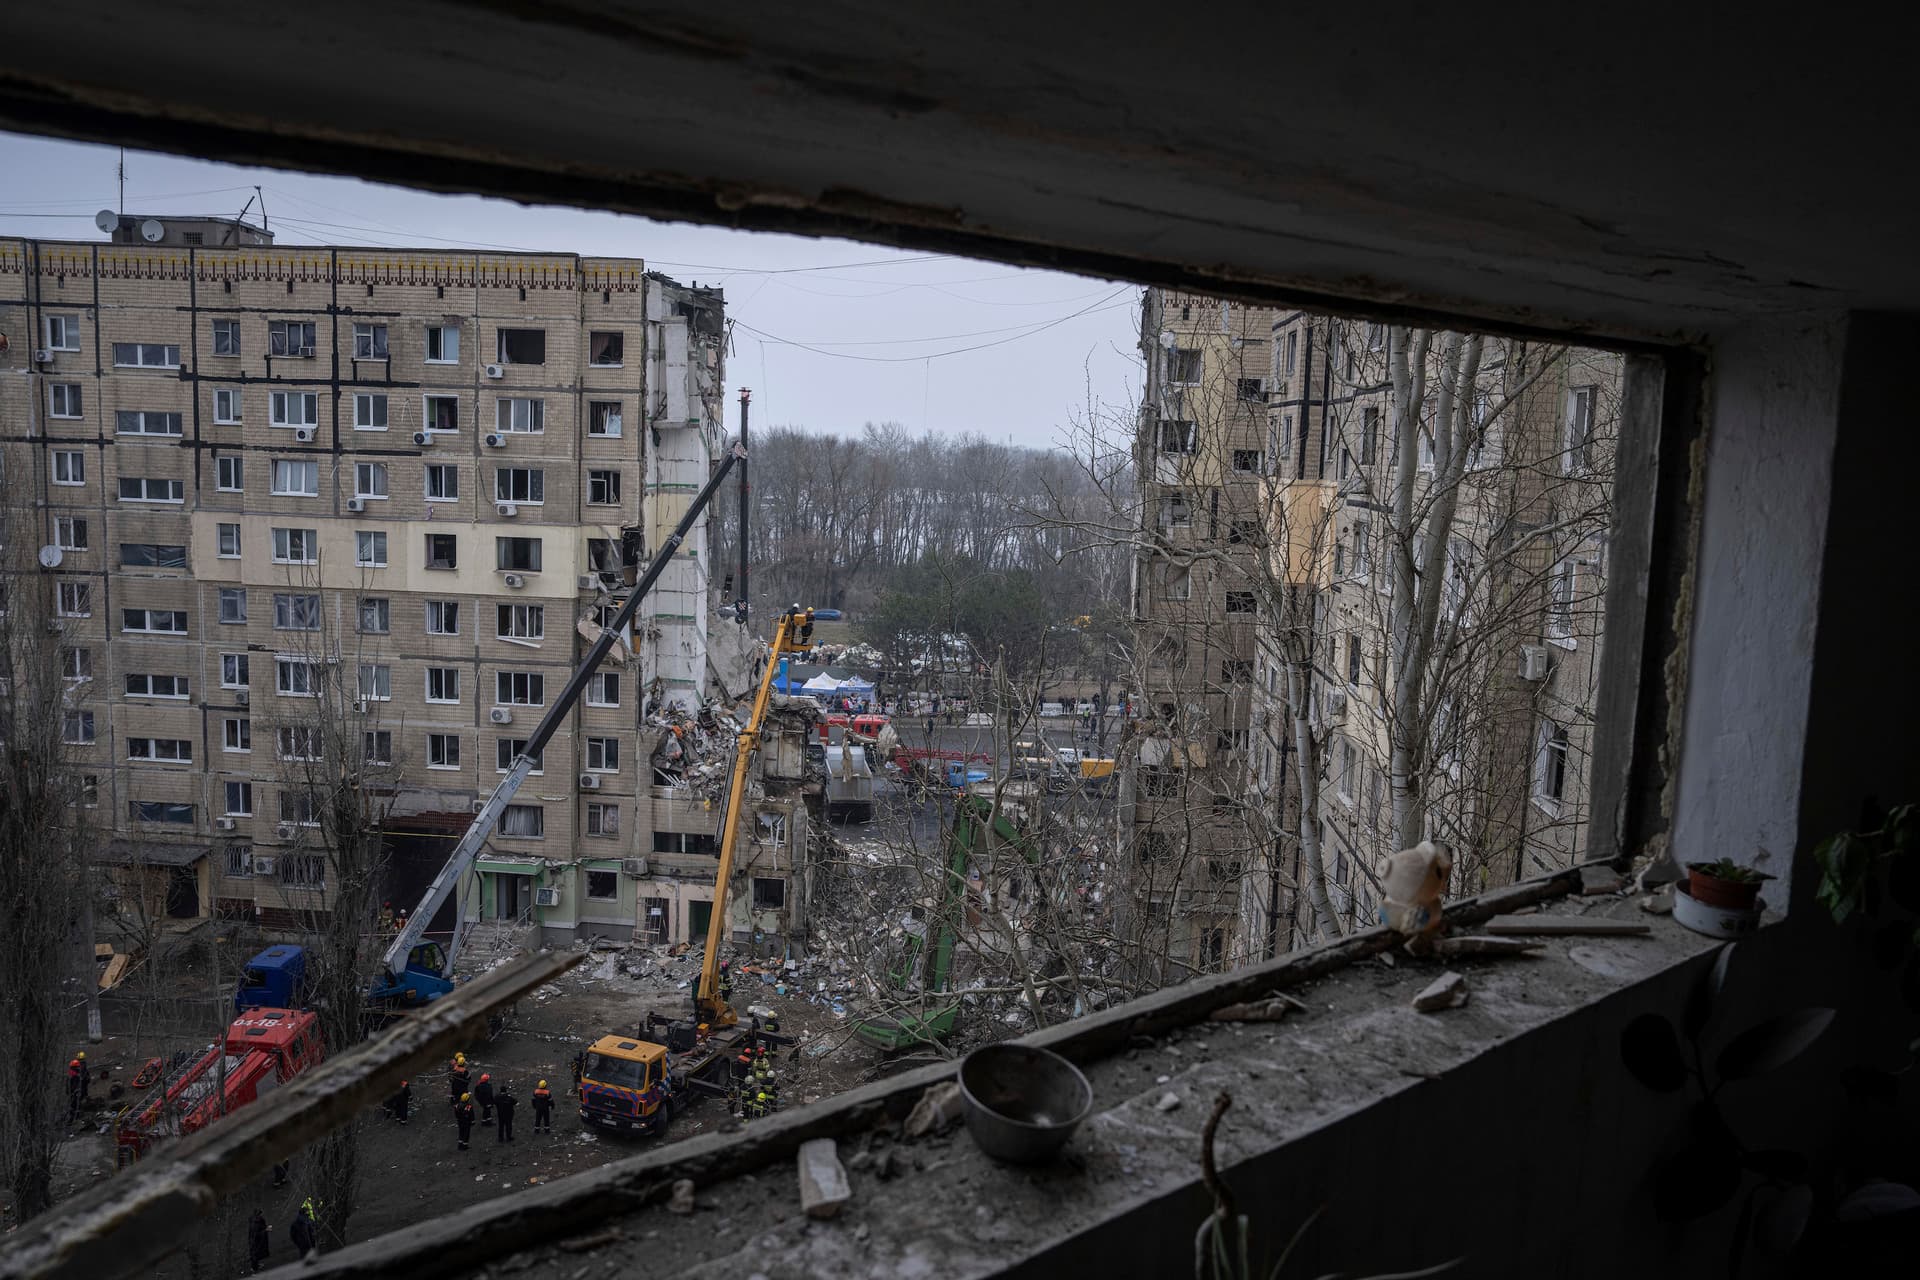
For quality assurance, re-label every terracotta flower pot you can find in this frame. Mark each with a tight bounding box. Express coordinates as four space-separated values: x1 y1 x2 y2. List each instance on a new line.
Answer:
1686 865 1764 911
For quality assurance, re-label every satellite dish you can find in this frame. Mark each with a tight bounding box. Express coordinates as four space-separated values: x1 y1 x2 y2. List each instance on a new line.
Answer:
140 219 165 243
1158 330 1177 350
38 545 63 569
94 209 118 233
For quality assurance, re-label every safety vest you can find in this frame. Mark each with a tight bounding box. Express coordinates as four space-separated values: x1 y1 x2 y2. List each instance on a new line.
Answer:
533 1088 551 1105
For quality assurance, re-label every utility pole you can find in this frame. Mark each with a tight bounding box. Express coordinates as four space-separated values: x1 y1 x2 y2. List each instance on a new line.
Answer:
737 387 751 625
116 148 125 216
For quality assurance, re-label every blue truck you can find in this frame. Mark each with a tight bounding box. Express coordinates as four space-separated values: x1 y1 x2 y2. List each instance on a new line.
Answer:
233 945 310 1013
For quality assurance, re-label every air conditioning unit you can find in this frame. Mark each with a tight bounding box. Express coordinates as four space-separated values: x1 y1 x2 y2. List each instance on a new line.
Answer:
234 689 249 706
472 799 488 814
1519 644 1552 681
274 822 297 840
293 427 316 443
484 363 506 379
577 575 597 591
484 433 507 449
578 773 600 790
621 857 649 878
502 572 526 589
353 697 370 712
295 345 316 358
32 349 52 364
534 887 560 907
412 430 434 447
1325 689 1347 721
496 502 518 518
253 855 276 876
489 707 514 725
214 816 237 831
345 497 366 513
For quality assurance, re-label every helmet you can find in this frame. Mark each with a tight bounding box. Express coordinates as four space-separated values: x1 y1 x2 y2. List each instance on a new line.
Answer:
480 1073 490 1082
77 1052 85 1060
68 1058 79 1068
538 1080 547 1089
461 1092 471 1102
400 1079 408 1087
455 1053 466 1064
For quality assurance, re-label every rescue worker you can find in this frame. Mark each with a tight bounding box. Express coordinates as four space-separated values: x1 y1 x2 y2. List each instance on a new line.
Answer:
65 1058 83 1121
288 1208 315 1262
474 1072 495 1123
454 1092 475 1150
753 1088 772 1119
378 901 394 934
449 1054 470 1111
717 960 733 1003
247 1208 271 1273
495 1081 517 1142
387 1078 411 1125
531 1080 553 1133
77 1051 90 1098
272 1160 290 1189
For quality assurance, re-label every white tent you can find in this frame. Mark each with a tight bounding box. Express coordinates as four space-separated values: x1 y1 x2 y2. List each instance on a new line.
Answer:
801 673 844 694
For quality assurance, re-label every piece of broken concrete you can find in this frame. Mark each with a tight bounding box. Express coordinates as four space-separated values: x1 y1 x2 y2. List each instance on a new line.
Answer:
1155 1091 1181 1112
903 1081 965 1138
798 1138 852 1219
1413 971 1469 1012
1430 936 1545 958
1639 886 1675 915
667 1178 696 1215
1208 993 1306 1022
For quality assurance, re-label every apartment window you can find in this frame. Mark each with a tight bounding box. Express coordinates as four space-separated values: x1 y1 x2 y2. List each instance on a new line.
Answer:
219 588 247 624
280 854 325 887
424 465 460 502
1566 385 1598 472
494 468 545 503
271 527 319 564
500 804 545 838
73 775 94 808
1157 563 1191 601
353 323 389 359
127 737 193 763
49 384 83 418
495 329 546 365
424 534 458 570
496 671 545 705
425 667 460 703
354 462 389 499
276 658 315 696
586 806 621 840
131 374 191 430
1236 378 1265 402
221 653 250 687
358 597 391 634
1168 347 1202 383
354 393 389 431
1361 407 1380 464
224 718 252 752
495 739 544 773
1225 591 1256 614
591 602 624 631
279 791 321 826
278 725 321 760
496 537 543 572
125 673 190 699
497 603 545 641
588 401 623 437
586 737 620 772
118 477 185 503
122 608 188 634
1158 492 1191 529
364 730 393 764
271 460 319 496
1366 321 1386 351
425 324 460 363
1418 428 1436 471
112 343 181 368
1333 538 1345 577
273 593 321 630
588 331 624 366
586 538 620 574
1547 559 1577 642
355 531 388 567
45 314 80 351
63 711 97 744
130 801 194 825
1227 518 1259 546
495 400 545 436
120 542 188 568
423 395 459 432
1231 449 1262 473
270 391 319 427
1158 419 1196 454
225 844 254 877
1347 635 1363 685
1533 720 1570 812
52 450 85 485
1285 329 1298 374
426 600 460 635
269 320 317 357
1352 522 1371 581
1338 739 1358 805
214 389 242 423
428 733 461 768
211 318 240 356
217 456 244 491
51 517 86 551
217 523 242 558
586 671 620 707
358 663 392 700
587 470 622 505
62 648 93 681
224 781 254 816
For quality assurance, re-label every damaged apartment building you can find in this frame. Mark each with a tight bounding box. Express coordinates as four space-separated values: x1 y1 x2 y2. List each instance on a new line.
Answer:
0 220 816 954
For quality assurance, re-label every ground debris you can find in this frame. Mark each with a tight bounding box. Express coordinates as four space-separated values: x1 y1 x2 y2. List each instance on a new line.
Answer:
557 1229 624 1254
1429 936 1545 958
1207 993 1305 1023
667 1179 696 1215
798 1138 852 1219
1413 971 1470 1012
1154 1091 1181 1112
903 1081 965 1137
1579 864 1628 895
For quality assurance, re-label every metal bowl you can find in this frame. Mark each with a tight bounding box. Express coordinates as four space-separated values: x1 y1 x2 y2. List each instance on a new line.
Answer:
958 1043 1093 1164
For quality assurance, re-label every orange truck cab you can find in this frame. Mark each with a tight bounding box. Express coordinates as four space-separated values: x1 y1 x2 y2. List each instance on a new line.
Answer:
578 1034 674 1135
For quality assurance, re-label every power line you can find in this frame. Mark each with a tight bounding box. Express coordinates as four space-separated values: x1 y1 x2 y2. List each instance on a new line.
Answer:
734 287 1134 363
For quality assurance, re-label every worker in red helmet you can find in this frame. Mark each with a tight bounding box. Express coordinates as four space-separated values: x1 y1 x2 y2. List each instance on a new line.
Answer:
385 1078 411 1125
66 1057 83 1121
474 1072 495 1123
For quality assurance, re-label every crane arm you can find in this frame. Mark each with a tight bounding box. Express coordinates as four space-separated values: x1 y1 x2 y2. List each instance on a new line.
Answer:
381 443 748 982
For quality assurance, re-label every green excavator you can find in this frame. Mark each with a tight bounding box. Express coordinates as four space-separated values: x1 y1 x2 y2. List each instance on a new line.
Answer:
853 790 1039 1051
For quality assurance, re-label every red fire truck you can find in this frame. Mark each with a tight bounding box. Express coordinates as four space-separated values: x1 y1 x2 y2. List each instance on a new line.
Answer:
116 1007 326 1165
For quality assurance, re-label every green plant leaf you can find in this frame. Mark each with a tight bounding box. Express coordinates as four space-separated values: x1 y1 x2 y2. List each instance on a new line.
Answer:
1621 1014 1688 1092
1716 1008 1836 1081
1749 1182 1813 1253
1683 944 1734 1040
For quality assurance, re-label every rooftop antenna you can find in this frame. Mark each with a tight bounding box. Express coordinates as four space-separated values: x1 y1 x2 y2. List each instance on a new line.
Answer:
116 148 125 216
222 193 258 245
256 185 267 237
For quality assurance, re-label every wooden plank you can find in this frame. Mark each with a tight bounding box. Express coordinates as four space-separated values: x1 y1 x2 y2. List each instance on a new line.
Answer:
93 943 114 959
98 954 129 990
1483 914 1650 937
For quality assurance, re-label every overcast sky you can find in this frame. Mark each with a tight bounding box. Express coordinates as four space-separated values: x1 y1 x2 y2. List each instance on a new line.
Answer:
0 132 1141 449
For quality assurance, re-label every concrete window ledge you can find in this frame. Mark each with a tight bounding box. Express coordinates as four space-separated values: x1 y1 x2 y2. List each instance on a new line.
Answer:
286 871 1725 1279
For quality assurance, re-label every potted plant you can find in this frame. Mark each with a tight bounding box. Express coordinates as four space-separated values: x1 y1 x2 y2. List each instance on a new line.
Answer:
1686 857 1771 911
